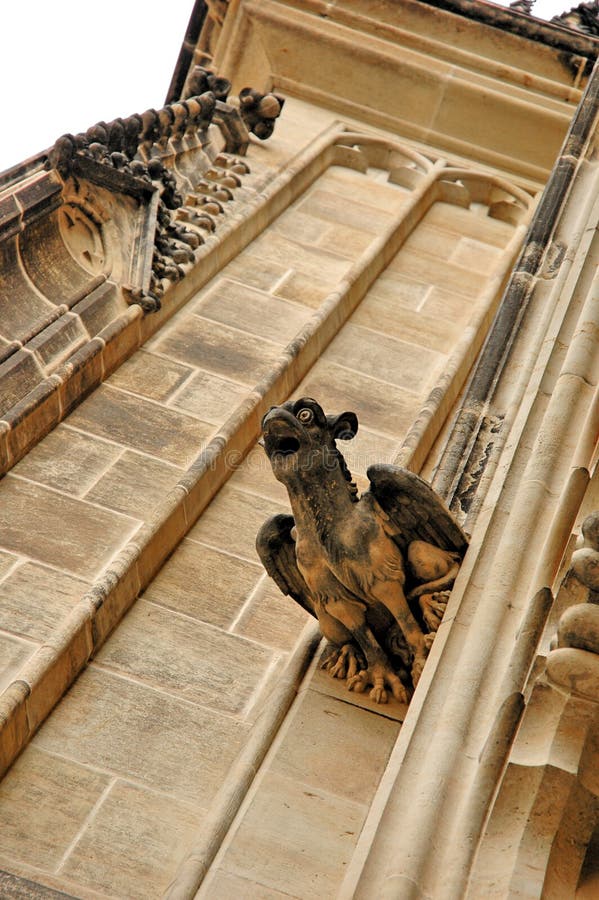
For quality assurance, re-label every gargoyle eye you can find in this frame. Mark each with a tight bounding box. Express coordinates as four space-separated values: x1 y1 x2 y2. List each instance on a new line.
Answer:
297 408 314 424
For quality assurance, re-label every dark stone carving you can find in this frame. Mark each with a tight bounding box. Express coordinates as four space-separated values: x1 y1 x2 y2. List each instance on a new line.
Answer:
256 399 468 703
238 88 285 140
552 1 599 34
509 0 535 14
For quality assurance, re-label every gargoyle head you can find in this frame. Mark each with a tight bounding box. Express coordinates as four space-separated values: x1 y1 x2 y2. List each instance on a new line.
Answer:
260 398 358 493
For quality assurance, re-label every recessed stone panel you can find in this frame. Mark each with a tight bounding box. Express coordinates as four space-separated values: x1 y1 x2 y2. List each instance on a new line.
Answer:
95 599 273 714
34 668 249 805
0 475 139 580
220 772 366 898
143 538 262 628
107 350 193 403
12 425 122 497
60 780 204 900
151 315 284 384
68 384 212 467
193 279 312 344
187 485 287 562
0 746 109 871
0 561 89 643
84 450 183 520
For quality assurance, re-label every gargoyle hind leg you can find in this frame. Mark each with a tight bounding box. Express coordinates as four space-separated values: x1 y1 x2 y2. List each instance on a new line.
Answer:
326 598 408 704
371 581 428 687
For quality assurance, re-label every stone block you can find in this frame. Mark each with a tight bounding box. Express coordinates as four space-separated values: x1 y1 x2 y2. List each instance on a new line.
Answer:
84 450 183 519
0 349 44 418
0 635 37 694
325 322 443 392
271 689 400 804
0 870 77 898
95 599 273 714
220 772 366 898
107 350 192 403
187 485 287 563
387 246 482 297
310 665 407 722
27 315 88 374
34 667 249 805
299 188 395 234
170 370 249 425
246 232 350 283
231 445 290 504
193 279 311 344
55 338 104 417
151 315 285 385
98 307 143 379
0 745 109 871
142 537 262 628
0 475 139 580
233 576 311 651
351 290 462 354
207 870 296 899
426 201 513 247
0 239 56 343
274 269 336 309
68 384 212 468
3 379 62 470
221 255 290 293
71 281 123 337
297 360 420 438
12 424 122 497
0 561 89 643
59 780 205 900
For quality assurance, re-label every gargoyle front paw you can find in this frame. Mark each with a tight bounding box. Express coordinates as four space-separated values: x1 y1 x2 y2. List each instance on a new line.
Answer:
411 652 429 687
321 643 365 680
420 590 450 632
347 664 408 704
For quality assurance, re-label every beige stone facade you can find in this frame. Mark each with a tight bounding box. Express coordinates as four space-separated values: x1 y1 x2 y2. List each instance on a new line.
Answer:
1 0 599 897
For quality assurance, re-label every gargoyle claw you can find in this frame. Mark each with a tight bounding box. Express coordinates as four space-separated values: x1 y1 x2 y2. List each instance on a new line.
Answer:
321 643 365 680
420 590 450 632
347 666 408 704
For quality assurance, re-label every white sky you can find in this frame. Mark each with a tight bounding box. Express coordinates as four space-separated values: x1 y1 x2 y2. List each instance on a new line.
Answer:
0 0 579 175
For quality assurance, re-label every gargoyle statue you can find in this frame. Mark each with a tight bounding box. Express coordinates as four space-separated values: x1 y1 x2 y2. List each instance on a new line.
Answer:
256 398 468 703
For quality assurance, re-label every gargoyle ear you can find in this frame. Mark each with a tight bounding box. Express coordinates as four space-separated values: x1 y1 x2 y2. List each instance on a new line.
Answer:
327 412 358 441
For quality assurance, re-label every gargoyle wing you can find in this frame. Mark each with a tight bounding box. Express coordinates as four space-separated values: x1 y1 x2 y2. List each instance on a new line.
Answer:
366 463 469 555
255 514 317 618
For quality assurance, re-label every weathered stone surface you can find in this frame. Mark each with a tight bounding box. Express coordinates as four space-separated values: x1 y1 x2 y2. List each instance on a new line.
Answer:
0 350 44 417
221 255 290 293
325 322 443 392
193 279 311 344
546 647 599 700
426 201 514 245
107 350 193 403
297 360 420 437
246 232 350 284
558 603 599 655
0 476 139 580
0 870 76 899
271 690 400 803
34 667 249 805
60 780 205 900
68 384 212 467
206 870 296 900
274 269 336 309
151 315 285 384
298 188 395 234
169 370 249 424
233 577 311 651
187 485 287 562
12 425 122 497
143 538 262 628
95 599 273 714
0 746 109 871
26 315 88 374
0 562 89 642
350 291 462 353
220 772 366 898
0 634 37 693
84 450 183 519
230 446 290 504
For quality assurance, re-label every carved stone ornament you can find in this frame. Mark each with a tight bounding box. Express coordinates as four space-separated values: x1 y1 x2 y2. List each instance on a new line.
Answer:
45 68 283 313
256 399 468 703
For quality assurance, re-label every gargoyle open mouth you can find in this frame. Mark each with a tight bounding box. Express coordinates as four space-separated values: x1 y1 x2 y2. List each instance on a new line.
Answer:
273 436 300 456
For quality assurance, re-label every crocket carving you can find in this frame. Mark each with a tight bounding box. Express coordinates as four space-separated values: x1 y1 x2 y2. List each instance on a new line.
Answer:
256 398 468 703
